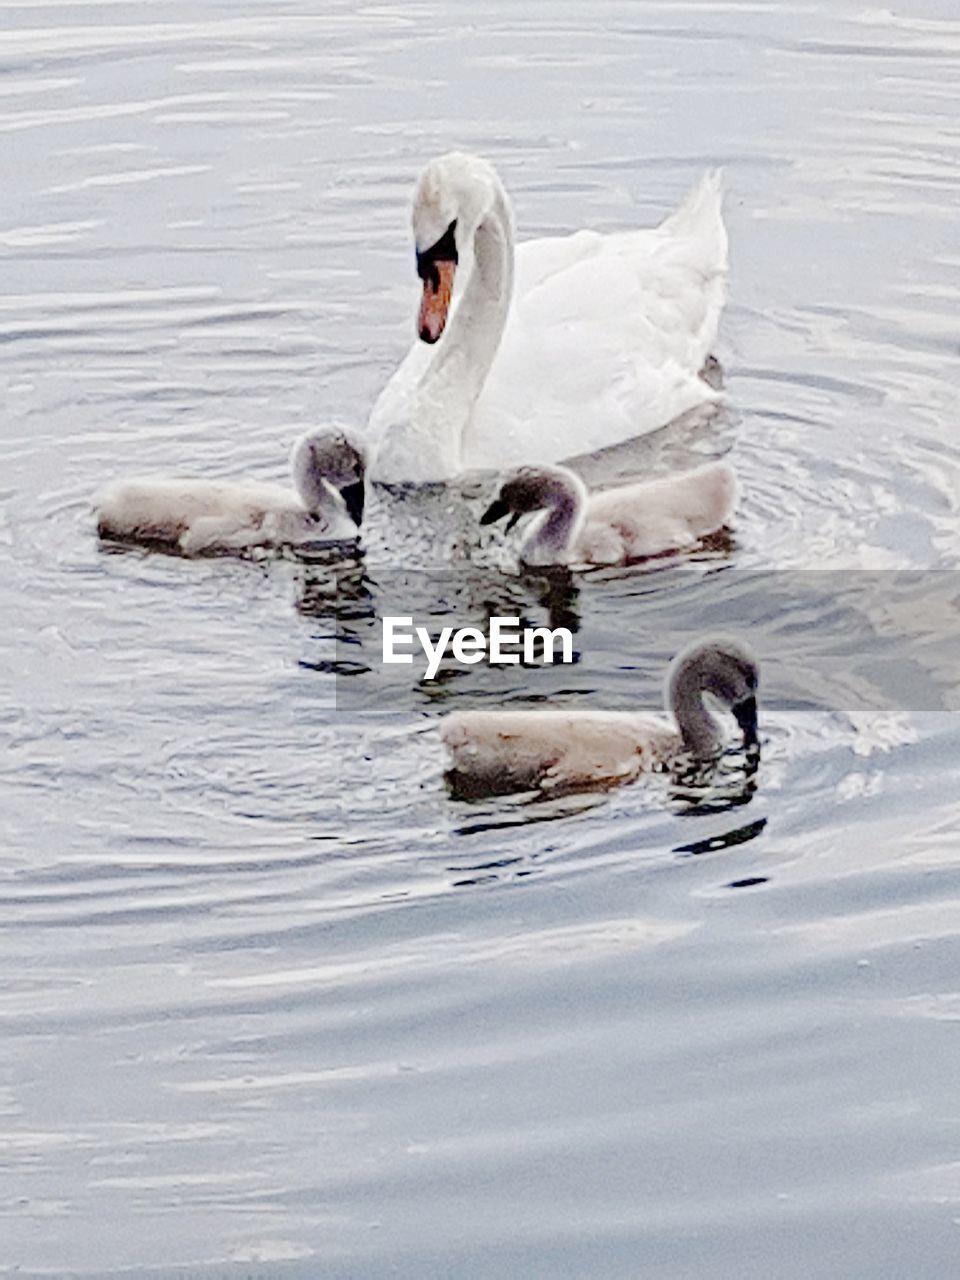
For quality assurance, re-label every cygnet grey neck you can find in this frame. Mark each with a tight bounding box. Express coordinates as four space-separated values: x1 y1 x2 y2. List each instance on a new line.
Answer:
667 655 725 759
522 468 587 562
666 639 759 759
292 458 336 518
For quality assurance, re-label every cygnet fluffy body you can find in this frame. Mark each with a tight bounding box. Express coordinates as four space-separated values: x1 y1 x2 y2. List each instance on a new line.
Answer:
441 636 758 796
95 427 365 554
481 460 736 567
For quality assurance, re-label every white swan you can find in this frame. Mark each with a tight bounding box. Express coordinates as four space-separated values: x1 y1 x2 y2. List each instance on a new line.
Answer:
480 460 737 567
369 151 728 484
441 637 759 796
95 427 365 554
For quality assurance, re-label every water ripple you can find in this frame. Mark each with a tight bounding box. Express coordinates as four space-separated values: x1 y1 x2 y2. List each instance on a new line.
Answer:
1 0 960 1275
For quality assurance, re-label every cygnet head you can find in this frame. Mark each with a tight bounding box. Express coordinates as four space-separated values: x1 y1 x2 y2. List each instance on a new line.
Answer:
412 152 502 344
290 427 366 527
667 636 759 754
480 465 587 534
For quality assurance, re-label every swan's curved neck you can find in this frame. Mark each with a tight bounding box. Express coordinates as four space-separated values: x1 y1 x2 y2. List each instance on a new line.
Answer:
521 471 587 565
668 661 723 758
417 184 514 471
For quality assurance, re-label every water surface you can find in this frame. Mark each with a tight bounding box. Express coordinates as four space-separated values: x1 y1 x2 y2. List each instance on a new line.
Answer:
2 0 960 1275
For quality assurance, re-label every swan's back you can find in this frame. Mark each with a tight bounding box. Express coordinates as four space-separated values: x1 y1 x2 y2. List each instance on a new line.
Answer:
462 171 728 469
441 708 679 794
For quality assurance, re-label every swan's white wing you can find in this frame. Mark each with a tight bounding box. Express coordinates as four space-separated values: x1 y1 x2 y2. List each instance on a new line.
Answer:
462 172 727 470
511 227 606 293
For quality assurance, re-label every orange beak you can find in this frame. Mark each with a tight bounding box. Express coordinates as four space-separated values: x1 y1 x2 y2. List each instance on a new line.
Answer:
418 260 456 344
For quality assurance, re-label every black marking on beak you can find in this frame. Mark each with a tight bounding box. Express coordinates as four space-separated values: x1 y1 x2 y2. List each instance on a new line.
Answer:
480 497 510 526
416 219 458 287
733 694 759 749
340 480 365 528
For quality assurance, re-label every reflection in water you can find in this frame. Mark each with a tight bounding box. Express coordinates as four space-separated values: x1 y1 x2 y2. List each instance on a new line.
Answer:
668 741 762 811
449 788 607 838
726 874 769 889
295 548 370 616
674 814 768 857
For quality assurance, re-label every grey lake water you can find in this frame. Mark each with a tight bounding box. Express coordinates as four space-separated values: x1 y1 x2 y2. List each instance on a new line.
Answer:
3 0 960 1275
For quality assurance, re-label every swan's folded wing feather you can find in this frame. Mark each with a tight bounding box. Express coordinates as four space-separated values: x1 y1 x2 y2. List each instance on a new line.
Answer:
462 178 727 469
463 261 720 468
516 172 727 368
512 227 605 294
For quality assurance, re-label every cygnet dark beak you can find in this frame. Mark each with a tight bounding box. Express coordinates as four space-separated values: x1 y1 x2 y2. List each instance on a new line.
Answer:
733 694 759 749
480 497 511 526
340 480 365 528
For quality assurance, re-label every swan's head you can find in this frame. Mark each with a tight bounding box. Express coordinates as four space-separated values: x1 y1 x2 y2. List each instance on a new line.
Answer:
480 465 587 533
668 636 759 750
290 427 366 527
412 151 503 345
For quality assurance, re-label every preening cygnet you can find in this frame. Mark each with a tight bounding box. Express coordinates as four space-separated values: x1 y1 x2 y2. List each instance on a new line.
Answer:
441 636 759 796
95 427 366 554
480 460 736 567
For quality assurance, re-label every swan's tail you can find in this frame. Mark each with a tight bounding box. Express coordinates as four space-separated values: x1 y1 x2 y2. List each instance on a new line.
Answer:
657 168 727 281
658 169 724 236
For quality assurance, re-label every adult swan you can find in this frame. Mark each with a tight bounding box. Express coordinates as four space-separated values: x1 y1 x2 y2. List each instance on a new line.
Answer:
368 152 728 484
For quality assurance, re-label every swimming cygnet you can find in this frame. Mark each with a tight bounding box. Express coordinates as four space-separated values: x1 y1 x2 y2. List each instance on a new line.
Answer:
95 427 366 554
441 636 758 796
480 460 736 567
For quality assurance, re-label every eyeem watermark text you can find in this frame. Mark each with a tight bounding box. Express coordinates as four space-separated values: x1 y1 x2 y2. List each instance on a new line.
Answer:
382 616 574 680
